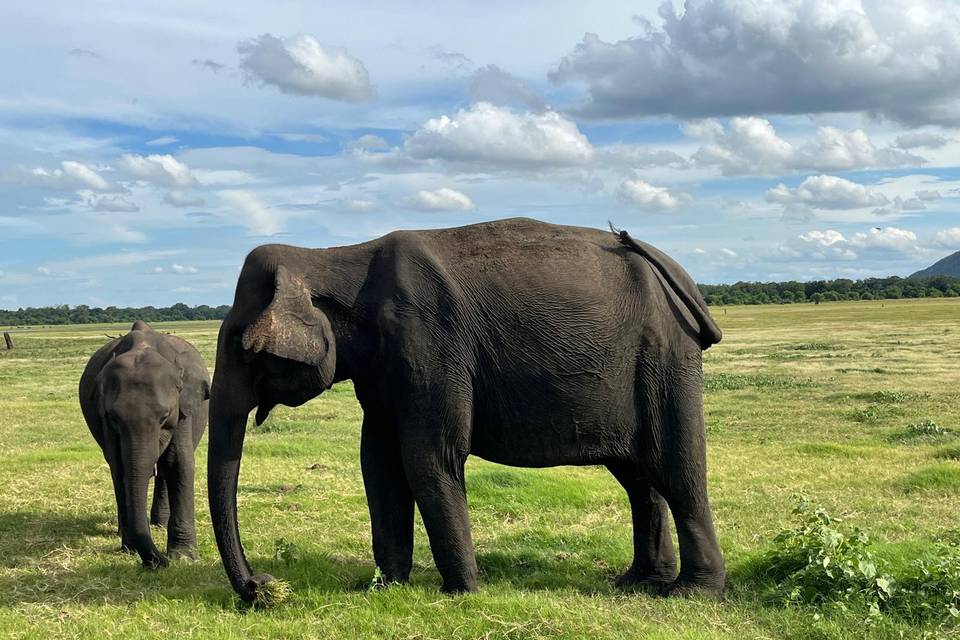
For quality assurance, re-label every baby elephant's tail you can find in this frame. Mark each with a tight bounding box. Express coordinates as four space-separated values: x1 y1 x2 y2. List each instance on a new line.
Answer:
611 224 722 350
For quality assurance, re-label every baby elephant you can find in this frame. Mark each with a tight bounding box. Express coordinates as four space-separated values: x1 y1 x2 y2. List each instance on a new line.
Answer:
79 320 209 567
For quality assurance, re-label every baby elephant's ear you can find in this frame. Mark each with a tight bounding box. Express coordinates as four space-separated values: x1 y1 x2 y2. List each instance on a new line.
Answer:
241 264 337 387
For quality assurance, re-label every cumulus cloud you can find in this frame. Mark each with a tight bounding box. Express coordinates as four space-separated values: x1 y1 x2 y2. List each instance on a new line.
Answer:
219 190 281 235
619 178 690 211
171 263 198 274
118 154 196 187
766 175 889 210
789 226 922 260
687 117 921 176
6 160 117 192
550 0 960 125
410 188 475 211
405 102 593 168
466 65 545 111
931 227 960 249
238 33 374 101
163 190 205 207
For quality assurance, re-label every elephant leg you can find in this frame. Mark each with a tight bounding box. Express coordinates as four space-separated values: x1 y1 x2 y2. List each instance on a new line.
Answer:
150 473 170 527
400 413 477 593
159 436 197 560
607 461 677 590
653 372 725 596
361 414 414 584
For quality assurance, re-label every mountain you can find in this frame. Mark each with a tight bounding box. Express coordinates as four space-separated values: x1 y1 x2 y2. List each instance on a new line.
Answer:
911 251 960 279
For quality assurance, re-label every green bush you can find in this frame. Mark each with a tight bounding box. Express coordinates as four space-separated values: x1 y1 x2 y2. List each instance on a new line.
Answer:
766 495 894 617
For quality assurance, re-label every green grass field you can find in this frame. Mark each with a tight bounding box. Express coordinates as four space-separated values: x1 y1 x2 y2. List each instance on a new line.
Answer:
1 299 959 639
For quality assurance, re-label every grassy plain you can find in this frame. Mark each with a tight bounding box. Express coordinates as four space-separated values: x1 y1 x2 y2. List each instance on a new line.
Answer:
0 298 958 639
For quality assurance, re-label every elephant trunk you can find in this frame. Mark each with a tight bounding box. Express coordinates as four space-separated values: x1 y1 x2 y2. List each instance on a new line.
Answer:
120 435 167 568
208 376 267 602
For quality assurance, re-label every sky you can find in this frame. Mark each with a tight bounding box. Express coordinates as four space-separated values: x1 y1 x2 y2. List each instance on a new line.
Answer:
1 0 959 309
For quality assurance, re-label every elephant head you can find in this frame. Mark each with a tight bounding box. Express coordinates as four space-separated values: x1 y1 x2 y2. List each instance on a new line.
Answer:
97 343 183 567
208 249 339 601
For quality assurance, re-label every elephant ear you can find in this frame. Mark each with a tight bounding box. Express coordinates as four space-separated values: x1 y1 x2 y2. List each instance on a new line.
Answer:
241 264 337 387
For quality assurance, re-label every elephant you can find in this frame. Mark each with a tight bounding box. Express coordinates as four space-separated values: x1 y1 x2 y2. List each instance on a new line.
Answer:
79 320 209 568
208 217 725 602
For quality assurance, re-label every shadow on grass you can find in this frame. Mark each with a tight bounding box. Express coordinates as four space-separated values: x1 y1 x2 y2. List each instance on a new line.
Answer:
0 509 114 569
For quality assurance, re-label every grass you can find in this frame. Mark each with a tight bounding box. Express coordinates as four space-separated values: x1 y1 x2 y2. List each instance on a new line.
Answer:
1 298 959 638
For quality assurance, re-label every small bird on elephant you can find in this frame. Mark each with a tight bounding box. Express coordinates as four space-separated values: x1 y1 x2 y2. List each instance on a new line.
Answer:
79 320 209 568
207 217 725 603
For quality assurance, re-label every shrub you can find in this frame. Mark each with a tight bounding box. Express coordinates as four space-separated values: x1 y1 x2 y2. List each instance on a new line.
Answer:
766 495 895 617
899 544 960 623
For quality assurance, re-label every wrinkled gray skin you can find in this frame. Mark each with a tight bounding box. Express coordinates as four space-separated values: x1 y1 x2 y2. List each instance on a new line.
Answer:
80 320 209 568
208 218 725 602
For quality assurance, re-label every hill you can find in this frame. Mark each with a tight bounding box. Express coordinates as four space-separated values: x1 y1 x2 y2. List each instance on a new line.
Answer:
911 250 960 278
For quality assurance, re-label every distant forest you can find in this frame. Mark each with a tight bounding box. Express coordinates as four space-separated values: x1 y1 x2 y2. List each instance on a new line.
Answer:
0 303 231 326
698 275 960 306
3 276 960 326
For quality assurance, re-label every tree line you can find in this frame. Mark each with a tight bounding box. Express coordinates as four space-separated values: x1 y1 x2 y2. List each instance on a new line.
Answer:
698 275 960 306
0 303 231 326
2 275 960 325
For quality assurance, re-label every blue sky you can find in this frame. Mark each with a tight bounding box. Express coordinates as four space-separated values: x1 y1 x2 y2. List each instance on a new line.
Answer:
2 0 959 309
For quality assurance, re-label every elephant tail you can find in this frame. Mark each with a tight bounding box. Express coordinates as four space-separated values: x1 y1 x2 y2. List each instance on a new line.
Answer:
611 223 722 350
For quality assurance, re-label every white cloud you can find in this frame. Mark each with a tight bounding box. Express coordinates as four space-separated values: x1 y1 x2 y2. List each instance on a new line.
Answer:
341 198 376 212
550 0 960 125
218 190 281 235
850 227 920 253
238 33 374 102
163 190 205 207
92 195 139 212
347 134 388 151
466 65 545 111
146 136 178 147
619 178 689 211
688 118 920 176
5 160 116 192
410 188 475 212
931 227 960 250
794 229 858 260
118 154 196 187
766 175 889 210
275 132 329 143
171 263 198 274
405 102 594 168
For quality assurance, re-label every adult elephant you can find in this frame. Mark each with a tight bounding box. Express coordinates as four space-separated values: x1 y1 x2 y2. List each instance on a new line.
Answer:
208 217 724 602
80 321 209 567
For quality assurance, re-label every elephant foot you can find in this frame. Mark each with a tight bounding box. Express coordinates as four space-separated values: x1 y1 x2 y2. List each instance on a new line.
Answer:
615 566 677 594
141 551 169 570
167 545 197 561
660 572 725 599
440 578 478 595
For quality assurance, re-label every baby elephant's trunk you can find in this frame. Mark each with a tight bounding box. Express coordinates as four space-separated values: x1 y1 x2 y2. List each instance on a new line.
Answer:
120 435 168 568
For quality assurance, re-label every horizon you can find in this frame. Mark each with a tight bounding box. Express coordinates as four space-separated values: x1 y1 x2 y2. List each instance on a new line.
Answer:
2 1 960 309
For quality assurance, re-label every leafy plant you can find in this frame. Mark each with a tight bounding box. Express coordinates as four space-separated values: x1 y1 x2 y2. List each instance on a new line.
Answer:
766 495 895 618
907 420 951 438
368 566 386 592
273 537 301 565
899 544 960 623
